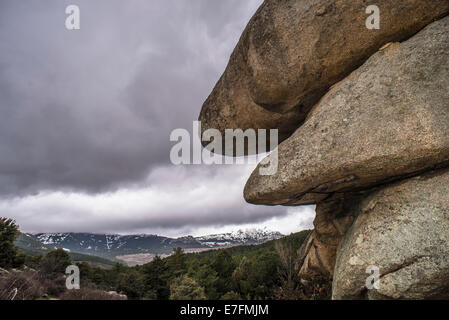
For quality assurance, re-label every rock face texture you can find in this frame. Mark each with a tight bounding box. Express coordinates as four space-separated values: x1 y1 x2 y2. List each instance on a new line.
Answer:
245 17 449 205
198 1 449 300
333 169 449 300
298 198 359 281
199 0 449 152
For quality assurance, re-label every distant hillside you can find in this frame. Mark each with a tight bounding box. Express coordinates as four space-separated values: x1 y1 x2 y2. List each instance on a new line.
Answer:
26 229 283 260
14 233 116 268
196 229 283 246
66 252 117 268
187 229 312 261
14 233 54 255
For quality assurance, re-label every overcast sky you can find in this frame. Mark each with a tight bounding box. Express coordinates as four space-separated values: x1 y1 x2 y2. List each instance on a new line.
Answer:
0 0 314 237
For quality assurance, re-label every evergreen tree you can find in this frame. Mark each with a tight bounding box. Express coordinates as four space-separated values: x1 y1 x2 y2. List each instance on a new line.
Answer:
143 256 170 299
211 250 235 297
189 261 220 299
220 291 242 300
117 270 145 299
0 218 22 269
167 247 187 278
39 249 71 278
169 275 206 300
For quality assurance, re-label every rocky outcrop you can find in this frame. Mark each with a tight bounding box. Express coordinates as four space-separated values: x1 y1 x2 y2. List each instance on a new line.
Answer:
332 169 449 300
199 0 449 152
198 1 449 300
298 198 359 281
244 16 449 205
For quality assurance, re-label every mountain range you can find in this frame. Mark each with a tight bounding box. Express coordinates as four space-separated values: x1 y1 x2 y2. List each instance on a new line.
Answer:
17 229 283 261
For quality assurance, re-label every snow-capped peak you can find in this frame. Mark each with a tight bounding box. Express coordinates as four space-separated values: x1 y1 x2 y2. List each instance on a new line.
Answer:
197 228 283 243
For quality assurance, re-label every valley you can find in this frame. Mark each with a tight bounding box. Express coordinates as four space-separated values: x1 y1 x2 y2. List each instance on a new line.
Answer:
15 229 283 266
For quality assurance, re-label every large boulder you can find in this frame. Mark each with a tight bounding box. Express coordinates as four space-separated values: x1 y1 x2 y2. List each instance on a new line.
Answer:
199 0 449 152
332 168 449 300
245 16 449 205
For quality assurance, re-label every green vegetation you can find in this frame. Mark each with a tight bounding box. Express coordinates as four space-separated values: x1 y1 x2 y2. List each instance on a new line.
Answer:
73 229 313 300
39 249 72 279
1 217 320 300
170 275 207 300
0 218 26 269
67 252 117 268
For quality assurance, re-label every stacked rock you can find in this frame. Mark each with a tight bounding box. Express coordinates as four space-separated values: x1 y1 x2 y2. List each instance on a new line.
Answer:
198 0 449 299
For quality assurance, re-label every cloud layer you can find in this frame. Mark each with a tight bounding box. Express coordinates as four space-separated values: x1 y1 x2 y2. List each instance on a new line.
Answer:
0 0 315 235
0 165 314 237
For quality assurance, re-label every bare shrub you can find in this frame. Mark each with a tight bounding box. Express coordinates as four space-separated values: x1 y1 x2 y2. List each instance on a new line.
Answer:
274 240 306 300
39 276 66 297
0 272 44 300
60 287 127 300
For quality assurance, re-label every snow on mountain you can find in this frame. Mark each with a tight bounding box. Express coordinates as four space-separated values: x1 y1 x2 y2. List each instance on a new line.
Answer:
31 228 284 259
196 228 284 246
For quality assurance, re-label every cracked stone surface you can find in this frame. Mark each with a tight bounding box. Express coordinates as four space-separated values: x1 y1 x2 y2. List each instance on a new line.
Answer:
298 197 359 281
199 0 449 152
332 168 449 300
245 16 449 205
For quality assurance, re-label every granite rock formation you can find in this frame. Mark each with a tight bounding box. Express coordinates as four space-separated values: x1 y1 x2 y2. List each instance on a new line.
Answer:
244 17 449 205
199 0 449 153
198 1 449 299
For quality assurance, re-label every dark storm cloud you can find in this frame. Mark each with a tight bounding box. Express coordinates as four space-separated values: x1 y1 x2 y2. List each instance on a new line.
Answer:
0 0 262 196
0 0 316 236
